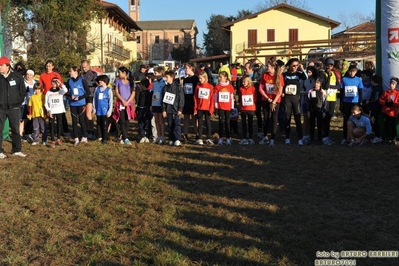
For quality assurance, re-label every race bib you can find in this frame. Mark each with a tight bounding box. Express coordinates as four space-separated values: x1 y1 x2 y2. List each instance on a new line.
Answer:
73 88 79 95
198 88 210 99
163 92 176 105
266 84 275 94
311 91 317 98
285 84 297 95
219 92 230 103
344 86 357 97
152 92 161 103
184 83 193 94
327 88 337 101
49 96 62 109
242 95 254 106
99 93 104 100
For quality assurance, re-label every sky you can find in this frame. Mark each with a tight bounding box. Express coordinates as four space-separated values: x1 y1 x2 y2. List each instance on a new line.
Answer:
108 0 375 46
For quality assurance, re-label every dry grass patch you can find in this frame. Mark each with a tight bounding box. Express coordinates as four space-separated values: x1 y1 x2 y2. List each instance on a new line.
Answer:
0 116 398 265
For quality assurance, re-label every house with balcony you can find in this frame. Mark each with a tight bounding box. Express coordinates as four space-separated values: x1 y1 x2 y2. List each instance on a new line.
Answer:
86 1 142 71
222 3 340 64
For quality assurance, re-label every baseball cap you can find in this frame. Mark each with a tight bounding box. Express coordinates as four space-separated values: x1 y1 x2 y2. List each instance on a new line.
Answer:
0 56 10 66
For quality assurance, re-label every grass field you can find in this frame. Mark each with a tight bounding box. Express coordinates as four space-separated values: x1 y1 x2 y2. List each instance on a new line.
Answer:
0 113 398 266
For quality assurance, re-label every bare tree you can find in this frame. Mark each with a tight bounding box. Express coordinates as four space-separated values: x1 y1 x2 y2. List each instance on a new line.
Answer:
337 11 375 30
255 0 309 11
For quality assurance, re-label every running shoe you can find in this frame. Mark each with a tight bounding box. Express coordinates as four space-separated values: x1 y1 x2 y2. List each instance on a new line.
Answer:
239 139 249 145
259 137 270 144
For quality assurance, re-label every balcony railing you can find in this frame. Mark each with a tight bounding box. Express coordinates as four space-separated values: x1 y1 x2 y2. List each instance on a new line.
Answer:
105 43 130 60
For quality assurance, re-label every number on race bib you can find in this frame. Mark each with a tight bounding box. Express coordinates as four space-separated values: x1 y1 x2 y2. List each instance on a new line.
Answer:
163 92 176 105
219 92 230 103
344 86 357 98
184 84 193 94
266 84 275 94
198 88 210 99
242 95 253 106
285 84 297 95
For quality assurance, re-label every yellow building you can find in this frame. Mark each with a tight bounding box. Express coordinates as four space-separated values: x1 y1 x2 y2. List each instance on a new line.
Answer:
223 3 340 64
86 1 142 71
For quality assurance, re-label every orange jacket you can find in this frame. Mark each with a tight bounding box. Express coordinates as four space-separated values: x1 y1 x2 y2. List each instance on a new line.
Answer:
214 83 235 111
379 89 399 117
194 82 214 114
239 85 257 111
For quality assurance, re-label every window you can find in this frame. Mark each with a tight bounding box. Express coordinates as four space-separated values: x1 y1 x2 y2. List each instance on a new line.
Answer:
267 29 275 42
155 36 160 44
289 29 298 42
137 36 140 44
248 29 257 47
174 35 179 44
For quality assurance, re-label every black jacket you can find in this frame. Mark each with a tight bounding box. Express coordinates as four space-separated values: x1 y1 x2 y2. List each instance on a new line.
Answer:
0 69 26 109
161 81 184 114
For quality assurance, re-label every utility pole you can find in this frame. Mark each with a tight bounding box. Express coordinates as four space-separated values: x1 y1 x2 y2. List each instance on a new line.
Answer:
0 0 11 56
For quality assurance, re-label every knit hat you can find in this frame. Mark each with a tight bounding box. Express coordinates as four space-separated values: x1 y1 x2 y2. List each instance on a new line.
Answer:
325 58 334 65
0 56 10 66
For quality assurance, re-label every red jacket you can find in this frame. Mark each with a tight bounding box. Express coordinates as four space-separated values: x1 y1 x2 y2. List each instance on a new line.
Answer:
239 85 257 111
39 71 63 95
259 72 284 103
231 67 237 82
379 89 399 117
194 82 214 114
214 83 235 111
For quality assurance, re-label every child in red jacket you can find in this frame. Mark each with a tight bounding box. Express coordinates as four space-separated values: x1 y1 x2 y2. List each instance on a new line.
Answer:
379 77 399 144
238 75 257 145
214 71 235 145
194 71 214 145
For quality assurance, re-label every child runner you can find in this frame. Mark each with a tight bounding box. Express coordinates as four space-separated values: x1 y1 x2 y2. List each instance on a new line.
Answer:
193 71 214 145
93 75 113 144
27 83 48 145
306 78 326 144
137 78 154 143
238 75 257 145
301 66 318 144
182 63 199 143
322 58 341 146
214 71 235 145
112 66 136 145
347 105 372 147
45 78 68 148
66 66 90 145
283 58 307 146
258 60 284 146
340 65 364 145
379 77 399 145
162 70 184 146
151 66 167 144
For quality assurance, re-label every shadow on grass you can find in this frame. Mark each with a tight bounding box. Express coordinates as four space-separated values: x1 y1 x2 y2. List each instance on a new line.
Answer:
150 142 399 265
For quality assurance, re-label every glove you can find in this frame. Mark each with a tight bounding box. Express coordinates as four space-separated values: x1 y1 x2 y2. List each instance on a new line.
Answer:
386 101 393 107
